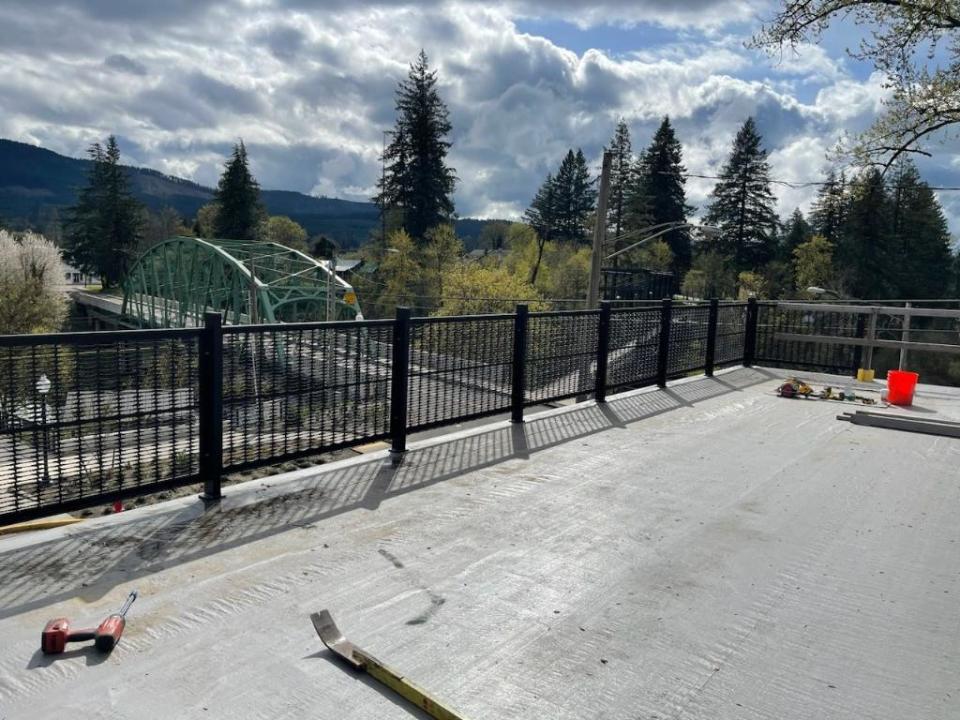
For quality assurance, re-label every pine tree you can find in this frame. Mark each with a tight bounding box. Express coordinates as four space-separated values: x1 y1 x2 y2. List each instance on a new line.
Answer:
781 208 812 260
838 169 893 298
523 172 558 284
375 50 456 242
377 126 413 233
704 118 778 271
550 149 595 244
526 149 595 257
64 136 143 288
888 161 953 298
633 117 693 273
213 141 263 241
810 170 846 245
622 167 654 257
569 149 596 242
607 120 632 242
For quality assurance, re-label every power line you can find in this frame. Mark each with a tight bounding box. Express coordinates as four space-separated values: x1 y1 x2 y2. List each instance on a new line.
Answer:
648 169 960 191
682 172 960 191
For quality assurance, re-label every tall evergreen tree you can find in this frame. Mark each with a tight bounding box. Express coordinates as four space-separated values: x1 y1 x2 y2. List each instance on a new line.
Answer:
781 208 812 260
837 169 893 298
569 149 596 241
375 50 456 242
622 167 654 253
523 172 558 284
64 136 143 288
213 141 264 241
377 126 413 233
632 117 693 273
524 148 595 265
810 170 846 245
550 149 596 244
606 120 633 244
704 118 778 270
887 161 953 298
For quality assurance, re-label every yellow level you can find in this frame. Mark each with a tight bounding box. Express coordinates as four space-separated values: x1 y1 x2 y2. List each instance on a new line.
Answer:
311 610 469 720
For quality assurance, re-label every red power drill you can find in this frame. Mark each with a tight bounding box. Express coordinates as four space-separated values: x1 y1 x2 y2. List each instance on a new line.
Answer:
41 590 138 654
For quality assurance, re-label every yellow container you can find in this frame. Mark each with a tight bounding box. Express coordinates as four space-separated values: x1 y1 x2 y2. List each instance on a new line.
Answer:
857 368 875 382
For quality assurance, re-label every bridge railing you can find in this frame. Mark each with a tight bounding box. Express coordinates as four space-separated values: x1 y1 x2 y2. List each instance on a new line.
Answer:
0 327 202 520
0 299 754 524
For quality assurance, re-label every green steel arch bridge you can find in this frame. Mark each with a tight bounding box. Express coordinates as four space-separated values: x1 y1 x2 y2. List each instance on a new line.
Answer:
121 236 363 328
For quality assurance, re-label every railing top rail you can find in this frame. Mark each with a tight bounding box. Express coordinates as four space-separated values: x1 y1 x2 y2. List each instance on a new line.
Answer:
411 313 516 324
0 326 200 347
609 305 663 315
773 331 960 355
222 318 393 334
528 308 601 318
775 301 960 320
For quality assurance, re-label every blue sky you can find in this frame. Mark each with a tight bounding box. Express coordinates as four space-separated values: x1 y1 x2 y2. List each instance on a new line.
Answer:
0 0 957 232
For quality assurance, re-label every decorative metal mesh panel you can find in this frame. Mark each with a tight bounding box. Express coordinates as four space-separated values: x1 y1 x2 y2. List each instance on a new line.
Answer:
0 331 200 519
754 304 860 373
715 303 747 366
525 312 599 403
408 316 514 430
607 307 661 389
222 321 392 468
667 305 710 376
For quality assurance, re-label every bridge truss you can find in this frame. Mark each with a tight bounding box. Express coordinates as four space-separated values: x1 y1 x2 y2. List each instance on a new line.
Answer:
121 236 362 327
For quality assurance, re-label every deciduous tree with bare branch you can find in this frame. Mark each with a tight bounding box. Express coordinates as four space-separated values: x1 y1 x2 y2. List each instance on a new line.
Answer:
751 1 960 168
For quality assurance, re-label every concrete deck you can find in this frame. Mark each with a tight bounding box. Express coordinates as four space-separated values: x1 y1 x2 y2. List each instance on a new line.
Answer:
1 367 958 719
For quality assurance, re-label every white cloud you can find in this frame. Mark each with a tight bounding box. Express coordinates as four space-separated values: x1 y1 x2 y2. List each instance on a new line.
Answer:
814 71 889 123
766 136 832 217
0 0 957 233
507 0 763 30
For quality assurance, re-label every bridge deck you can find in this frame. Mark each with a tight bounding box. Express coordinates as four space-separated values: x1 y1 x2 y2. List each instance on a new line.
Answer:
0 367 957 719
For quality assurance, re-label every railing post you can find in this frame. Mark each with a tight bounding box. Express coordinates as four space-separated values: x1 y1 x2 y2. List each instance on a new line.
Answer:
743 297 758 367
852 313 866 375
595 301 612 402
899 302 911 370
863 306 878 372
198 311 223 500
656 297 673 388
390 306 411 463
511 304 528 422
705 298 719 377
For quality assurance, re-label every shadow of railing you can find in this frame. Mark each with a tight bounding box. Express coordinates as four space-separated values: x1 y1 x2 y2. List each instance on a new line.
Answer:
0 367 775 619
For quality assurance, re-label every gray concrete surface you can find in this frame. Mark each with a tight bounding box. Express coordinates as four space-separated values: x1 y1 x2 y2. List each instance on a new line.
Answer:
0 366 957 719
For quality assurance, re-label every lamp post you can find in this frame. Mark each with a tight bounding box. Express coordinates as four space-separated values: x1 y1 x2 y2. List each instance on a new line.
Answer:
326 238 341 322
806 286 844 299
587 221 722 306
35 373 51 486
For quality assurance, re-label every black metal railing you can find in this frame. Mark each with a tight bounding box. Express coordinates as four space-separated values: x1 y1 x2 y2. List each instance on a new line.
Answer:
0 328 200 519
607 305 661 392
1 299 756 523
408 314 514 431
220 319 394 473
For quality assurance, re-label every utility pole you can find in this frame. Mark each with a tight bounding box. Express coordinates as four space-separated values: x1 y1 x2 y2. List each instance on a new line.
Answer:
247 253 260 400
587 151 612 309
381 130 389 245
326 253 336 322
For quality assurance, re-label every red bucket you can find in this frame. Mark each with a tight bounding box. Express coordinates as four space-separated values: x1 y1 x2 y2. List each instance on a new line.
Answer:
886 370 919 406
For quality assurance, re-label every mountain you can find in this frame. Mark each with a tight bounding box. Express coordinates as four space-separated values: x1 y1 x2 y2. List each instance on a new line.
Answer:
0 139 495 247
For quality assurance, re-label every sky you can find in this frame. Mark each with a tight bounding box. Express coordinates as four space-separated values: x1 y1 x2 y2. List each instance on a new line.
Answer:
2 0 958 232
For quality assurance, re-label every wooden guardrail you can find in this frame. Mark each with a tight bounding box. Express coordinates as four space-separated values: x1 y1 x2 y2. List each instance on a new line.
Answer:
772 302 960 369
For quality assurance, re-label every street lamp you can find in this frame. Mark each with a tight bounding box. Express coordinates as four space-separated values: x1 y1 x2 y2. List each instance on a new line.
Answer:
604 222 721 262
587 221 722 307
806 286 844 299
326 242 339 322
35 374 51 486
